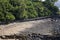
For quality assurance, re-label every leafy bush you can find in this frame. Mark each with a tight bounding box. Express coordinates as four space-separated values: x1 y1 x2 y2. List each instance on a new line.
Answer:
0 0 59 23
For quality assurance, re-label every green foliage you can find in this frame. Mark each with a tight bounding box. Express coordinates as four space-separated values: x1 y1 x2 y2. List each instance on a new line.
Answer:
19 9 28 19
5 12 15 23
0 0 59 23
6 12 15 21
43 1 59 17
0 12 5 21
45 0 58 3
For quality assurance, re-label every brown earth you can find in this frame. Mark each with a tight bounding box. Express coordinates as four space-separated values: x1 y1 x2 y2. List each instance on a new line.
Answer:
0 18 58 36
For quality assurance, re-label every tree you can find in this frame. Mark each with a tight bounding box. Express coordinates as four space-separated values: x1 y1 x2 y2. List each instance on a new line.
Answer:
45 0 58 3
43 0 59 17
0 0 15 23
0 0 59 24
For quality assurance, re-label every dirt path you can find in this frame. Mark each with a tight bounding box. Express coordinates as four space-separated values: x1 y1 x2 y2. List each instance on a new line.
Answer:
0 19 52 35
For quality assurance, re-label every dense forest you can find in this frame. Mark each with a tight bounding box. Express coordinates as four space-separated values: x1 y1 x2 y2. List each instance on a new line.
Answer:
0 0 59 23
